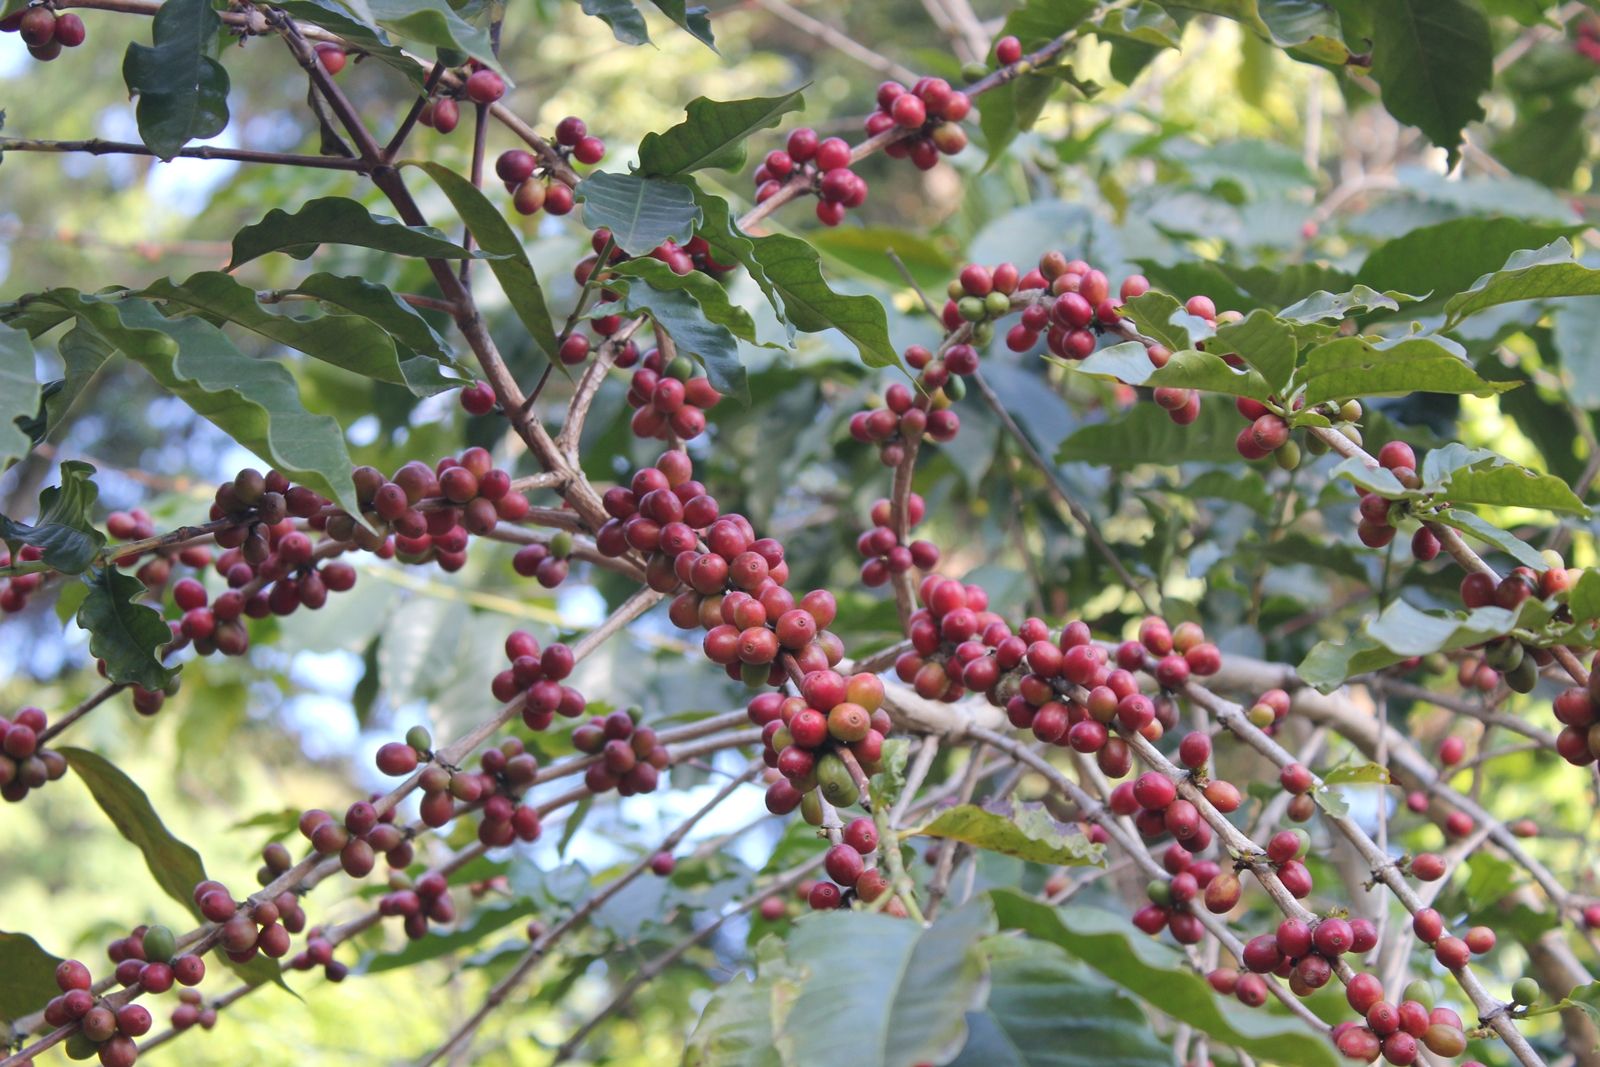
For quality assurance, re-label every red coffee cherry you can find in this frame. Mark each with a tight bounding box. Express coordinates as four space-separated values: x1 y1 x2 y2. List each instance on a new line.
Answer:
465 68 505 104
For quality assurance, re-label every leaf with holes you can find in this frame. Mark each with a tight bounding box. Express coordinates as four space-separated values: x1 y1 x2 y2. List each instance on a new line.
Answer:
121 0 230 160
228 196 492 269
639 90 805 178
910 801 1103 867
575 171 703 255
0 460 105 575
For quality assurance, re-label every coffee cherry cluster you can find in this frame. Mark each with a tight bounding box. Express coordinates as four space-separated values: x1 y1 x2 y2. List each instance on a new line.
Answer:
809 816 902 913
1113 770 1215 857
375 725 435 778
0 544 45 613
2 6 86 62
1333 974 1471 1064
418 96 461 134
580 224 734 283
1241 687 1292 732
856 494 939 587
0 706 68 803
862 76 971 170
352 448 530 568
1131 846 1225 945
623 348 723 442
411 736 544 845
42 958 151 1066
849 369 961 465
511 531 573 589
1553 653 1600 767
298 794 413 878
100 924 207 1000
754 129 868 227
487 630 584 730
495 116 603 218
169 987 217 1033
192 877 308 965
287 927 349 983
752 668 891 820
573 709 669 796
378 868 457 941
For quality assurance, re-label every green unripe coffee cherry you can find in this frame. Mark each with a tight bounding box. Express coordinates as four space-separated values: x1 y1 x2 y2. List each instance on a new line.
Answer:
65 1033 98 1061
957 296 988 322
405 725 432 754
666 355 695 381
1340 399 1363 423
1423 653 1450 675
971 321 994 346
1339 424 1364 448
770 725 793 752
1146 880 1172 907
1504 654 1539 694
1511 977 1540 1005
1541 548 1566 571
1403 979 1435 1009
947 279 965 300
945 375 967 401
1274 440 1301 471
1247 703 1276 728
800 788 823 826
1483 639 1523 673
1305 432 1329 456
142 924 177 964
741 661 771 689
983 291 1011 317
550 531 574 558
817 753 857 807
960 61 989 83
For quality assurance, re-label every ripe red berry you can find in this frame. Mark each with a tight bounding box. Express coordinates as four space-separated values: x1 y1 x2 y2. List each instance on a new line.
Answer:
995 35 1023 64
465 68 506 104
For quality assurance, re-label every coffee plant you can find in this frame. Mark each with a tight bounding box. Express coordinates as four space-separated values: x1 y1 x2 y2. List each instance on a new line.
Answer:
2 0 1600 1064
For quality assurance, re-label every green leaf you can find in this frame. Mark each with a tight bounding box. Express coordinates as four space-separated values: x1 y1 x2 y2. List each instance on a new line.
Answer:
778 903 995 1067
0 930 62 1027
610 258 760 344
991 892 1340 1067
142 272 455 395
575 171 704 253
1444 239 1600 328
1056 397 1244 466
1366 598 1548 657
1322 761 1390 785
748 233 898 369
579 0 652 45
867 737 911 810
685 948 790 1067
37 327 115 443
1209 310 1297 390
810 226 956 292
1569 568 1600 625
690 189 786 328
278 272 453 361
1431 509 1549 571
360 0 503 68
952 938 1171 1067
638 91 805 178
909 801 1104 867
407 163 561 367
1298 633 1406 693
594 277 746 399
0 460 105 574
76 566 176 691
1419 443 1590 514
645 0 716 50
1119 291 1203 353
980 73 1058 166
38 292 364 520
1259 0 1351 64
1358 218 1580 306
1000 0 1101 45
1299 335 1518 404
0 322 39 469
1064 342 1274 401
1367 0 1491 166
60 747 205 917
120 0 230 160
1551 296 1600 410
1278 286 1413 324
228 196 491 269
